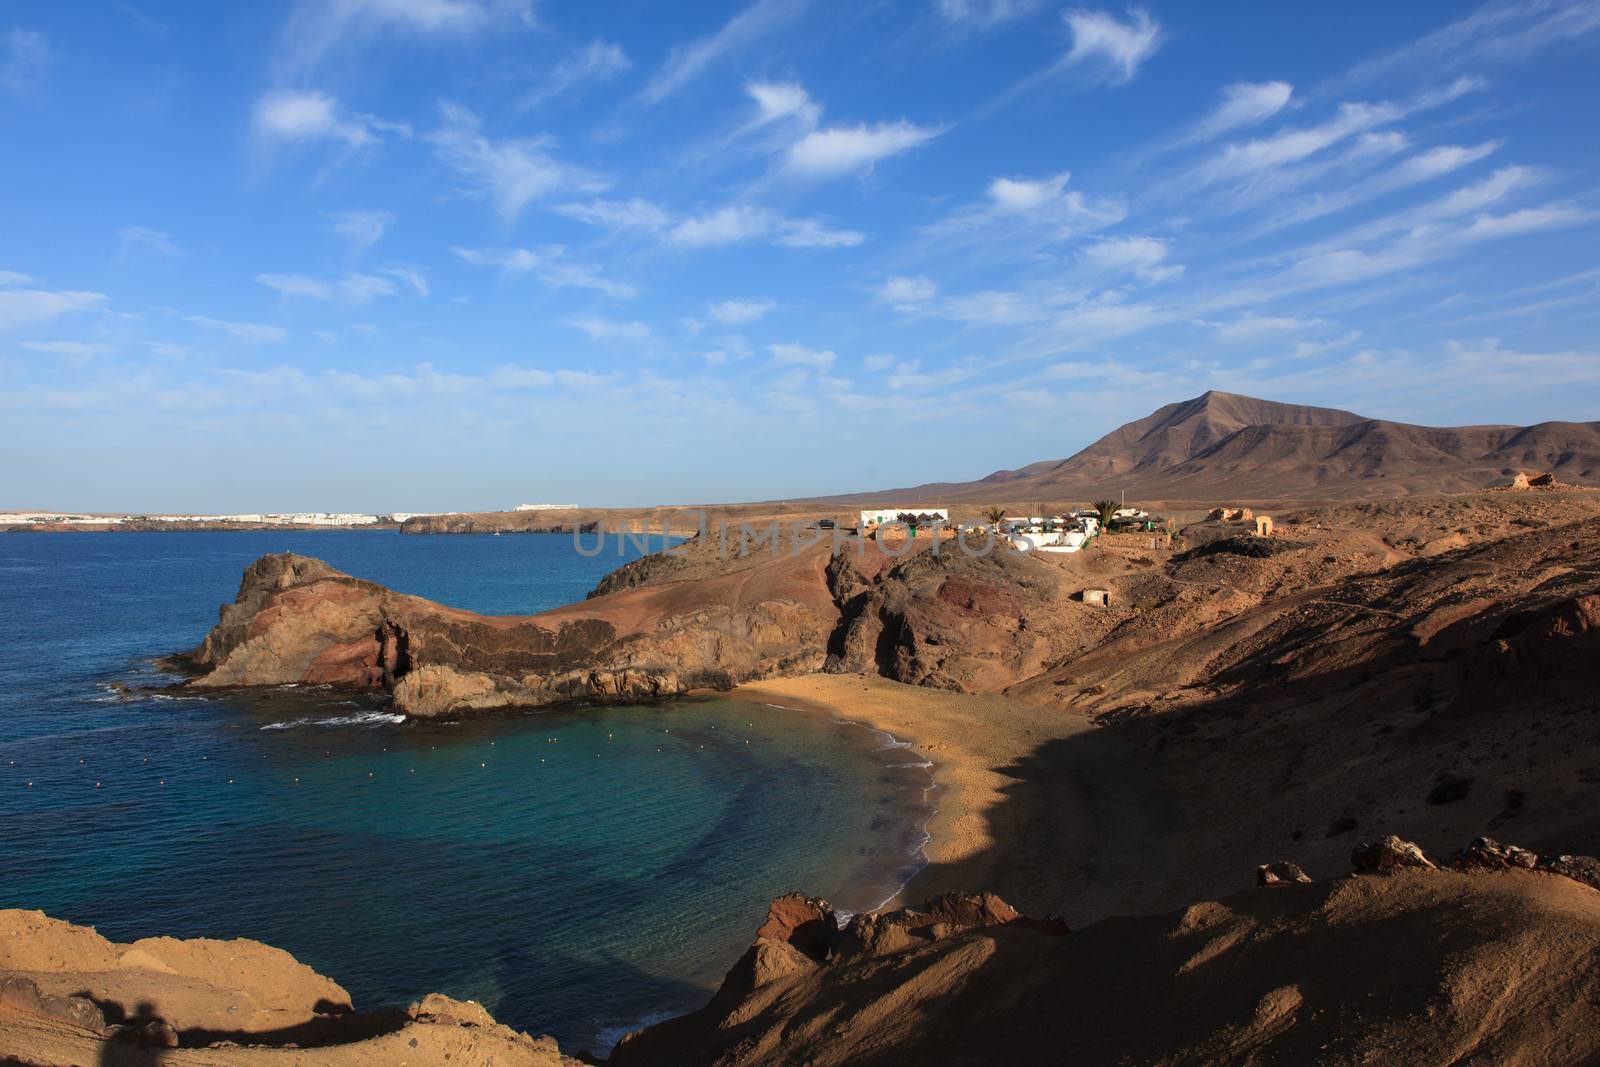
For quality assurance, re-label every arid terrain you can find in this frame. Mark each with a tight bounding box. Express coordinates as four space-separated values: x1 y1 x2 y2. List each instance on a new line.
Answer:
6 399 1600 1064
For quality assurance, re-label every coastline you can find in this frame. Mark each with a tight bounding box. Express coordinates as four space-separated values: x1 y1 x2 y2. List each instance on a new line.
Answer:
734 674 1185 926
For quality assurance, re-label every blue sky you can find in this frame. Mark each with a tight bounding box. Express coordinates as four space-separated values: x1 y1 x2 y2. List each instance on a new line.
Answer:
2 0 1598 512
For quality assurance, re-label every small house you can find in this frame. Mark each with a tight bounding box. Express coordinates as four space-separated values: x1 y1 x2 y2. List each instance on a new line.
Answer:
1081 588 1112 607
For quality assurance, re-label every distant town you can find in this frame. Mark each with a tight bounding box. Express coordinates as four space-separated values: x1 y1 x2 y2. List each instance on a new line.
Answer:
0 504 580 528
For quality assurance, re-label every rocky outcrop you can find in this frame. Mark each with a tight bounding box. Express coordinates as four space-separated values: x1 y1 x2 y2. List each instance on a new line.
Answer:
612 846 1600 1066
0 910 576 1065
1351 834 1437 873
179 549 840 716
824 546 1116 692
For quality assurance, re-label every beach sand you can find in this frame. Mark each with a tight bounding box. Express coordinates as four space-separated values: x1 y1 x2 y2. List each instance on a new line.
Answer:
737 674 1186 926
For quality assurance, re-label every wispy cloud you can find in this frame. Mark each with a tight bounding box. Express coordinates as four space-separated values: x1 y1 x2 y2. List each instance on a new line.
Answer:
326 209 395 251
20 340 113 360
1188 81 1294 143
524 40 630 107
277 0 534 77
1061 7 1162 84
1336 0 1600 89
877 276 938 311
640 0 805 105
0 287 108 331
1080 235 1182 283
769 342 835 370
936 0 1047 28
427 103 604 221
253 90 410 149
708 298 773 324
560 198 862 250
1 28 51 96
566 315 650 341
118 226 184 258
184 315 288 345
257 271 399 303
452 245 636 299
784 120 941 179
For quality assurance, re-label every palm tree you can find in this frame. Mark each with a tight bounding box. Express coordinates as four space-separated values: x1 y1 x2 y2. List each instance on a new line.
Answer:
1094 500 1119 529
982 505 1006 527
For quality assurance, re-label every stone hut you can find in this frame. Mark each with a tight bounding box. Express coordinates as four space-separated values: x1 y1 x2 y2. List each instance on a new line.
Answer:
1254 515 1274 537
1082 588 1112 607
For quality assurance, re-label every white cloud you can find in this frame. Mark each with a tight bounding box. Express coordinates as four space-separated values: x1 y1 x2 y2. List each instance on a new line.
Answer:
1190 81 1294 142
559 197 861 250
279 0 535 76
0 287 108 331
1337 0 1600 89
708 299 774 324
326 209 395 251
668 205 773 247
554 197 673 231
0 271 35 286
20 341 113 359
524 40 630 107
640 0 802 104
566 315 650 342
184 315 288 345
427 102 604 221
1200 313 1323 341
452 246 635 299
382 264 429 297
937 0 1046 27
784 121 940 179
923 172 1124 254
769 342 835 370
877 276 938 310
1 27 51 95
989 172 1070 213
746 81 818 126
1080 235 1182 282
1062 7 1161 84
1193 101 1401 187
118 226 184 258
775 218 864 248
253 90 409 149
256 272 398 303
864 354 894 371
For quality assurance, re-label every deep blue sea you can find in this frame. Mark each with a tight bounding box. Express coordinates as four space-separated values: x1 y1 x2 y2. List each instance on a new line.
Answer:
0 532 930 1053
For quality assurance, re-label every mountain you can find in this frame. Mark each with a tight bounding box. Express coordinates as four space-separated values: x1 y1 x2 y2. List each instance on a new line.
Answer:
841 391 1600 504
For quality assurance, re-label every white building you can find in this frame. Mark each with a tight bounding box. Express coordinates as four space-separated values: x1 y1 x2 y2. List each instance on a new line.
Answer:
514 503 580 511
859 507 950 529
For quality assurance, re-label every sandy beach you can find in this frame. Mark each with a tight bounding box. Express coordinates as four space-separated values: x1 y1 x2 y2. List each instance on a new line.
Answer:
737 674 1184 926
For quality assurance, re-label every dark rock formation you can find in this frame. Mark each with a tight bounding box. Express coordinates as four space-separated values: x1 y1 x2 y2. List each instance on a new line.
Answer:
1451 837 1538 871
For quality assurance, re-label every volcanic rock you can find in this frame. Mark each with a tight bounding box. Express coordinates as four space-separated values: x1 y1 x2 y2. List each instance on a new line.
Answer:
1351 835 1437 874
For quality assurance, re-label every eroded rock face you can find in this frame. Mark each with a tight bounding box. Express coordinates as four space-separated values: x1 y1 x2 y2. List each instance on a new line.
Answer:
178 550 840 717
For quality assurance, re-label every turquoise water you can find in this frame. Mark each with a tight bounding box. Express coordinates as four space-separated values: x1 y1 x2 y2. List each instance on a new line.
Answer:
0 533 930 1052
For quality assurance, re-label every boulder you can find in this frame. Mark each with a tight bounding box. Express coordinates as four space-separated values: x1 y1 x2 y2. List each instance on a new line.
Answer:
1451 837 1538 871
1352 835 1437 874
1257 861 1314 886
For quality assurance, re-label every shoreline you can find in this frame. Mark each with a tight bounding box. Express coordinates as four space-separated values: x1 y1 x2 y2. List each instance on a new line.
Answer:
734 674 1184 925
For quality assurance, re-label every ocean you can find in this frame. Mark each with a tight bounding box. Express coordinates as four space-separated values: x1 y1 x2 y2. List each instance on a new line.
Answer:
0 531 930 1053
